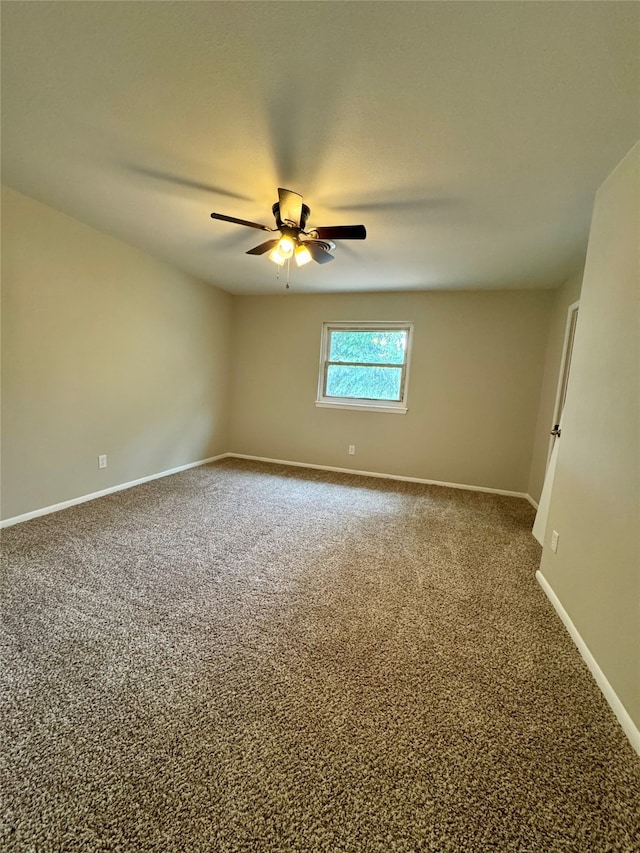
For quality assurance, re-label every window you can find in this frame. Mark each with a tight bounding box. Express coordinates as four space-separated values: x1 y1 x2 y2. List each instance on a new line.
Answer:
316 322 413 413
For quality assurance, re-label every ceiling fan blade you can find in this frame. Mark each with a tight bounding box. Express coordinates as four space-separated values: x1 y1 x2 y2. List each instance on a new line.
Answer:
306 242 335 264
278 188 303 228
127 165 253 201
331 199 454 212
246 239 279 256
312 225 367 240
210 212 271 231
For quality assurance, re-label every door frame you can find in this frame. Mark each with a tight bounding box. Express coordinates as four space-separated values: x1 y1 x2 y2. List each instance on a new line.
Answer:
533 299 580 545
546 299 580 470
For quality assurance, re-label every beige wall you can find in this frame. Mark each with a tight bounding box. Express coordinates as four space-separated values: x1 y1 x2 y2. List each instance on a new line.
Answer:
1 189 555 518
527 268 584 504
229 290 552 493
1 187 232 520
539 143 640 729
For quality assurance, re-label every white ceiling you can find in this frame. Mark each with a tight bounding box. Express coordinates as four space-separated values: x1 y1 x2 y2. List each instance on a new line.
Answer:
2 2 638 295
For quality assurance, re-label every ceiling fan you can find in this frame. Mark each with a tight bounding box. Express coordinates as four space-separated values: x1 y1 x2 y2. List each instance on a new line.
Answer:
210 188 366 267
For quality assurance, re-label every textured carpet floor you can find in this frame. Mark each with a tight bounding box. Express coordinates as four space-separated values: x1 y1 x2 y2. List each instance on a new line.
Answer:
1 458 639 852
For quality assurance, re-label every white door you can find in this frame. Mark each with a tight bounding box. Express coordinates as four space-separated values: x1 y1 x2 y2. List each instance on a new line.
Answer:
532 301 580 545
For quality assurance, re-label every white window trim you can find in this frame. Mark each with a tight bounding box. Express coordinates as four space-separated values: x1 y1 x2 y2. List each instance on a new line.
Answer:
315 321 413 414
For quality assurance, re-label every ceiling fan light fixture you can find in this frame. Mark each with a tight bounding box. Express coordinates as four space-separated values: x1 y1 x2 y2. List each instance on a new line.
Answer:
276 235 294 259
268 246 286 266
294 244 313 267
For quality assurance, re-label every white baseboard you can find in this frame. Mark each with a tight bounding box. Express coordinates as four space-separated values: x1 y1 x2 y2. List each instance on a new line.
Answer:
525 494 539 509
536 570 640 756
0 454 229 529
0 451 531 528
225 453 529 500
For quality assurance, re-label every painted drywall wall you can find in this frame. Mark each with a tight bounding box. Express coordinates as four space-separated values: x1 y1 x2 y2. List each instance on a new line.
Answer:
527 269 584 504
228 290 552 493
1 187 232 520
539 143 640 729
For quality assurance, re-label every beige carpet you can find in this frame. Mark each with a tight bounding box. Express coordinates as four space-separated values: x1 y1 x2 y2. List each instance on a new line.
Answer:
1 458 639 852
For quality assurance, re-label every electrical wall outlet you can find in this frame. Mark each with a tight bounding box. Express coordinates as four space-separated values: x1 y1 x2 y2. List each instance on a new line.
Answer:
551 530 559 553
348 445 356 455
98 454 108 469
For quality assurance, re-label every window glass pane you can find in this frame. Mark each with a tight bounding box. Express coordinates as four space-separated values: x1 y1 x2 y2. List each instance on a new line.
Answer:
326 365 403 401
329 330 407 365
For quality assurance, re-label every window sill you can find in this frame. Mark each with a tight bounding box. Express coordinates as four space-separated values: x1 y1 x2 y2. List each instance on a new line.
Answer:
315 400 408 414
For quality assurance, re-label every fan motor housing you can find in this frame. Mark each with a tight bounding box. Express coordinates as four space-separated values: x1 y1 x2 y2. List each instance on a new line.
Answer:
273 201 310 231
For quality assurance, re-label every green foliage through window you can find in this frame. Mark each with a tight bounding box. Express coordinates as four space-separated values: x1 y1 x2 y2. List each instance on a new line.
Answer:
329 331 407 365
322 327 410 404
326 365 403 400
